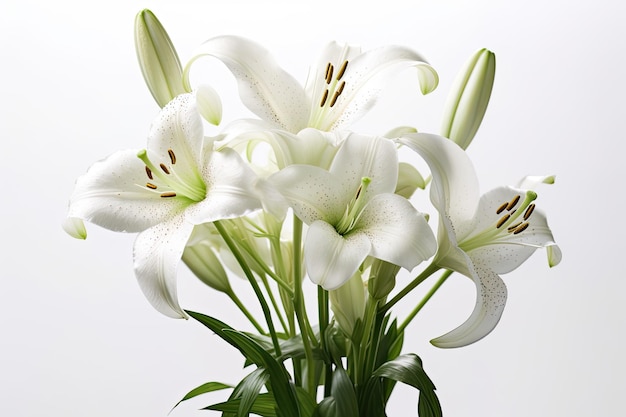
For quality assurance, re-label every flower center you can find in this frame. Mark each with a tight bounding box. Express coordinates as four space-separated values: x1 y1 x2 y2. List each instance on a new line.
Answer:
309 59 349 129
137 148 206 202
459 190 538 251
335 177 370 235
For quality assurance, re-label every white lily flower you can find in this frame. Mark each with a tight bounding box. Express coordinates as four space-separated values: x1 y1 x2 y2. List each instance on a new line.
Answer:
64 93 262 318
399 133 561 348
183 36 438 133
271 134 436 290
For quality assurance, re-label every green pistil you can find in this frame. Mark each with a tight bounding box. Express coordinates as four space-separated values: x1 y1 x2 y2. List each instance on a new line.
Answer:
137 149 206 202
459 190 537 251
335 177 371 235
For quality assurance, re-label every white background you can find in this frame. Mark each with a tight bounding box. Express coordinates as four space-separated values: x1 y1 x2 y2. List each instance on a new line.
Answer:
2 0 625 416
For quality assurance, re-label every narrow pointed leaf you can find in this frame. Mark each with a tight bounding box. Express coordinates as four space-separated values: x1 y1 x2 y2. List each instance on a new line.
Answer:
171 381 232 410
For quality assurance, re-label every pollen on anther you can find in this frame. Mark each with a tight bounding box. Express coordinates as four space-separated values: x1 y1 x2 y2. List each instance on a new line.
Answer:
325 63 334 84
160 192 177 198
524 203 535 220
506 195 521 211
496 214 510 228
496 202 508 214
160 163 170 174
145 166 153 180
336 81 345 95
336 60 349 80
320 89 329 107
146 183 157 190
507 222 522 232
513 222 529 234
329 90 343 107
168 149 177 164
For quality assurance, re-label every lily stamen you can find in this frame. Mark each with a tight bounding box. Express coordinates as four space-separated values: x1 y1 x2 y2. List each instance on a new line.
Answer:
496 202 508 214
325 62 334 84
145 166 153 180
320 89 329 107
335 177 371 235
168 149 177 164
523 203 535 220
506 194 520 211
160 163 170 174
336 60 349 80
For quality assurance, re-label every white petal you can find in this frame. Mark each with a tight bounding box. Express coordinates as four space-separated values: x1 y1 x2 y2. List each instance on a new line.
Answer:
62 217 87 239
266 128 341 169
133 214 194 319
431 254 507 348
398 133 479 236
330 134 398 198
305 220 371 290
147 93 206 184
67 149 187 233
355 194 436 270
184 35 308 132
269 165 346 225
517 175 556 189
309 45 438 131
547 244 562 267
189 147 262 224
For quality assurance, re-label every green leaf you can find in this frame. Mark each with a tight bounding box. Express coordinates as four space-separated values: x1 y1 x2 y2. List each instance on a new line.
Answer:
372 354 441 417
330 367 358 417
231 367 269 417
359 378 386 417
205 393 278 417
186 311 301 417
295 387 317 417
171 381 232 410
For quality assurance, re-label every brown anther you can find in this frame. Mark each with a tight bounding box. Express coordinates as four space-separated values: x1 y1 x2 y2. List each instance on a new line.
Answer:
146 183 157 190
160 192 177 198
513 222 530 234
329 90 342 107
496 214 510 228
507 222 522 232
506 195 521 211
496 202 508 214
336 60 349 80
320 89 329 107
523 203 535 220
145 166 153 180
168 149 176 164
325 63 334 84
336 81 345 95
160 163 170 174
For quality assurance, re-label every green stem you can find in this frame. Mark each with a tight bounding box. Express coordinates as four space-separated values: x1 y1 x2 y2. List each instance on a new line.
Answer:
260 274 290 335
397 270 453 334
379 262 440 315
214 220 282 357
318 286 332 396
227 290 266 334
292 217 316 395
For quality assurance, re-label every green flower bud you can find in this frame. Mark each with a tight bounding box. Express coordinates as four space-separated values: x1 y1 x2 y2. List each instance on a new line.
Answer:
330 273 366 338
182 242 232 294
367 259 400 301
440 48 496 149
395 162 426 199
134 9 187 107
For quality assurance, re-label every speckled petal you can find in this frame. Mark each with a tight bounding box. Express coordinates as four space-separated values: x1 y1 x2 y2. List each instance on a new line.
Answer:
269 165 346 225
398 133 479 238
133 213 195 319
355 194 436 270
431 254 507 348
66 149 187 233
305 220 371 290
184 36 308 133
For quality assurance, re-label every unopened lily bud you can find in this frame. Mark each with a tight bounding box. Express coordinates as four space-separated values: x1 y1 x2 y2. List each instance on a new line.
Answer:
330 273 366 338
62 217 87 239
196 85 222 126
440 48 495 149
182 242 232 294
395 162 426 199
367 259 400 301
134 9 187 107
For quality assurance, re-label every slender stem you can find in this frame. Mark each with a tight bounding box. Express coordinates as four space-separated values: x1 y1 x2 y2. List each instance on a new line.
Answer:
397 270 453 334
318 286 332 397
260 274 289 335
292 217 316 395
379 262 440 315
214 220 282 357
227 290 266 334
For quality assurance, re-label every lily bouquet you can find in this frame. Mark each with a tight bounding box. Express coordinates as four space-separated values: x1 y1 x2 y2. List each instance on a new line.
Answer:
63 9 561 417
